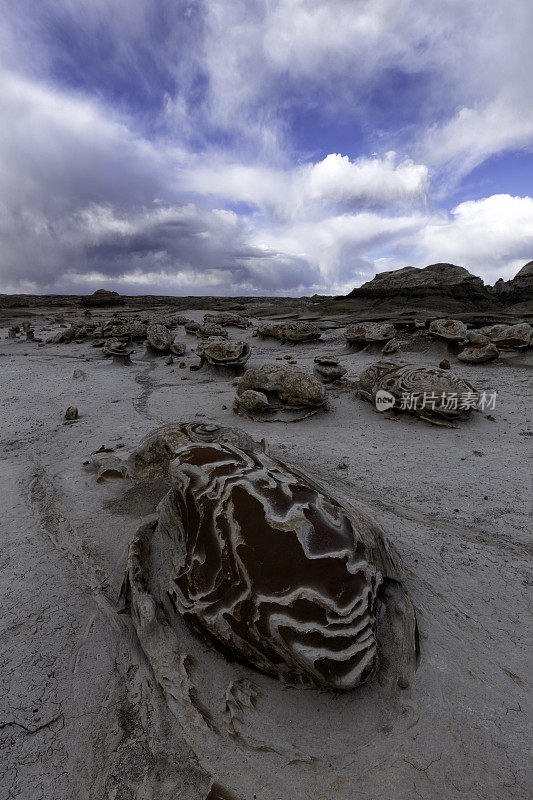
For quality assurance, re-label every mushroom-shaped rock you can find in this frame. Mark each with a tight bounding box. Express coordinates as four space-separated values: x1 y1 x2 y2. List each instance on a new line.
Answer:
196 337 251 370
490 322 532 349
146 323 172 351
457 343 499 363
236 364 326 414
428 319 467 341
313 355 347 383
102 337 122 357
280 321 321 343
120 423 418 690
345 322 396 344
107 342 133 365
196 323 229 339
357 361 478 423
169 337 186 356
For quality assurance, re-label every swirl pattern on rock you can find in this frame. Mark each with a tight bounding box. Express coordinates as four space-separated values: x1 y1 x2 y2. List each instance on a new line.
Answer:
128 421 262 481
128 427 412 690
357 361 478 422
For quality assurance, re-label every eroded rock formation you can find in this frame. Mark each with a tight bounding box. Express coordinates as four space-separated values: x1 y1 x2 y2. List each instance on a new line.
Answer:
120 423 418 691
357 361 478 424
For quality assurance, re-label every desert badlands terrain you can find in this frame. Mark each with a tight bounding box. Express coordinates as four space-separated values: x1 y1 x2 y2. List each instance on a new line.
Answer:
1 263 532 800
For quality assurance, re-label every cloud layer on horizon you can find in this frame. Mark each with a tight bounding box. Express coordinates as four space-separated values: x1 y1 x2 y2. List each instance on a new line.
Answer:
0 0 532 295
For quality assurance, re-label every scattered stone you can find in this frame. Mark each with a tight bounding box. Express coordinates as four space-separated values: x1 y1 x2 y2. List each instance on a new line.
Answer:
165 355 174 365
466 329 490 345
65 406 78 420
313 355 347 383
146 323 172 351
169 337 186 356
237 389 271 413
439 359 451 369
457 343 499 363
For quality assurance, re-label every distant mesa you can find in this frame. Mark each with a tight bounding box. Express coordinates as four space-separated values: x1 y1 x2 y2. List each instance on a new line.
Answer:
79 289 124 307
345 261 533 313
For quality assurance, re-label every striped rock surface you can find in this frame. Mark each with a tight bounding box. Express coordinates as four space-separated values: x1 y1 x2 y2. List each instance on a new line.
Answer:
122 422 417 691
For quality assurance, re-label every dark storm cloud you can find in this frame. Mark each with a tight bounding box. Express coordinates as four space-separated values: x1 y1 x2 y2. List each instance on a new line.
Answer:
0 0 532 294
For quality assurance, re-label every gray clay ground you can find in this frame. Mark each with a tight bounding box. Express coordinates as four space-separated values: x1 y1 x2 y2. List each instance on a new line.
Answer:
0 306 531 800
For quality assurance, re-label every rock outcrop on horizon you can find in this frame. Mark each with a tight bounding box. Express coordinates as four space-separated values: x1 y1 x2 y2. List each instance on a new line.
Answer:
348 263 492 306
343 261 533 315
489 261 533 308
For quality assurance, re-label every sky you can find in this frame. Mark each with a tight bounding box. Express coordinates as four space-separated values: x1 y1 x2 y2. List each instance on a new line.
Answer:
0 0 532 296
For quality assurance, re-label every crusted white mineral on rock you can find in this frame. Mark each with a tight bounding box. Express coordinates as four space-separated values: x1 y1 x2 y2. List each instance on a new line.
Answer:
428 319 467 341
119 422 418 691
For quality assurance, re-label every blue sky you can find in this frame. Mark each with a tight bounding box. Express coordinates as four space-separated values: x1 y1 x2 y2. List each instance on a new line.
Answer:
0 0 532 295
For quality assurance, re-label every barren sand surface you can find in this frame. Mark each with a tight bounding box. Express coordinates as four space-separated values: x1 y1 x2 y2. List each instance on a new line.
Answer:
1 305 531 800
